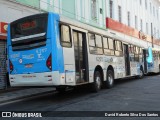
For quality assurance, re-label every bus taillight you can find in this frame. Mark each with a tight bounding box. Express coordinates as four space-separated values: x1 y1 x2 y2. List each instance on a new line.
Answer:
9 60 14 73
46 54 52 70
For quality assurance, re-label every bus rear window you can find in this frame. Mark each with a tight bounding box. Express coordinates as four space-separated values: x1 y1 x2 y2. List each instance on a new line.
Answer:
11 15 48 39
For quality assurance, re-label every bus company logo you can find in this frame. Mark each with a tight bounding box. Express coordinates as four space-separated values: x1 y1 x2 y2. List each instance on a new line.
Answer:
2 112 11 117
19 59 23 64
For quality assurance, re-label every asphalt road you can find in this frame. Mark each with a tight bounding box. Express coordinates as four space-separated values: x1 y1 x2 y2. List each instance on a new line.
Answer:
0 74 160 120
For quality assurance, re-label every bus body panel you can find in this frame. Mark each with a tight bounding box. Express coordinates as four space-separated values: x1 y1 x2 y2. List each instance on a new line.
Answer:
8 44 51 74
9 71 58 86
8 13 66 86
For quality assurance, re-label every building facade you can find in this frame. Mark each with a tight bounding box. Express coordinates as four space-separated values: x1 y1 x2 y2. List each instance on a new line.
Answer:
106 0 160 49
0 0 159 46
0 0 160 88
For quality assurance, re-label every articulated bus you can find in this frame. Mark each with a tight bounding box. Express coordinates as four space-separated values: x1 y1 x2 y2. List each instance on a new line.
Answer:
8 12 146 92
145 47 160 73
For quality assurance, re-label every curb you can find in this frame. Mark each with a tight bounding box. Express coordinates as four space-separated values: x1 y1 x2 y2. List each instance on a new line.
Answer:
0 89 56 105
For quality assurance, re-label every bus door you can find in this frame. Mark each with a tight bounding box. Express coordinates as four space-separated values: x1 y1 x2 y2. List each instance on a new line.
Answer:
143 49 148 74
73 30 89 84
124 44 130 76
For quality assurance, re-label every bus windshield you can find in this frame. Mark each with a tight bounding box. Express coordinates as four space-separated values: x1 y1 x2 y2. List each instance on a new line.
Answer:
11 14 48 39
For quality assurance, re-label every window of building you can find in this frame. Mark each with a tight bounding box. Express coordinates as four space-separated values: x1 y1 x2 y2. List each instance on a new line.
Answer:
150 2 152 14
157 10 159 19
140 19 143 32
154 27 156 35
110 0 113 18
153 6 155 16
140 0 142 5
135 16 138 29
127 11 130 26
91 0 97 20
145 0 147 9
146 23 148 34
118 5 122 23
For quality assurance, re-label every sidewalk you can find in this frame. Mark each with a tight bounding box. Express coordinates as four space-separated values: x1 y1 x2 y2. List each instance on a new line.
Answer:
0 87 55 104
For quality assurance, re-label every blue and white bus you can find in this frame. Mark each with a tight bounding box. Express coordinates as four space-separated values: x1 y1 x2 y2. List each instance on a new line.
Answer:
145 47 160 73
8 12 145 92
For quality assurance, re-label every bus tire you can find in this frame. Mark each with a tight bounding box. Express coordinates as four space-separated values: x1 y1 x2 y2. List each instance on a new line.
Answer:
138 67 144 79
106 70 114 89
56 86 66 93
91 71 102 92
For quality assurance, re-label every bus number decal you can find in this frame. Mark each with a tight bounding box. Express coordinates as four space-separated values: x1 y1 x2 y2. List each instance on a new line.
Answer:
96 57 103 62
104 58 113 63
36 48 47 61
22 54 34 59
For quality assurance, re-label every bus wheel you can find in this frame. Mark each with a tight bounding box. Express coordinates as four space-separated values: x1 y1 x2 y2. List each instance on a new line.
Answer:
138 67 144 79
56 86 66 93
91 71 102 92
106 70 114 89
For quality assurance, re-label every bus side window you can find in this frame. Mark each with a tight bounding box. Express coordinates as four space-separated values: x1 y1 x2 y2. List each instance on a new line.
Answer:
115 40 123 56
134 46 139 62
108 38 115 55
60 25 72 47
139 48 143 62
89 33 96 54
129 45 134 61
95 34 103 54
103 37 111 55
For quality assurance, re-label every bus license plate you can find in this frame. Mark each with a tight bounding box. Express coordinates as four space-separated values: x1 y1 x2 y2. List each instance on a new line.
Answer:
25 64 33 68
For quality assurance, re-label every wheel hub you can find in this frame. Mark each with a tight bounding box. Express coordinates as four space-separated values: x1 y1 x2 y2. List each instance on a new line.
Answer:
96 76 101 89
108 74 113 85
